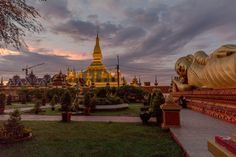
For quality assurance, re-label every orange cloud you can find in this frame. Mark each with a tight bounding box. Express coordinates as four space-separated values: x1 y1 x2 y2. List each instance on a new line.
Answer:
0 49 20 56
28 47 91 60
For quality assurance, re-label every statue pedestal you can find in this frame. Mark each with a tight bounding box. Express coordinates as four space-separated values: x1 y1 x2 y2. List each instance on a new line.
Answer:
161 103 182 129
208 137 236 157
173 88 236 124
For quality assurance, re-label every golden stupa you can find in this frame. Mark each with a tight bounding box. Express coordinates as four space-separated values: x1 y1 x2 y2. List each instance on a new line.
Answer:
67 33 123 87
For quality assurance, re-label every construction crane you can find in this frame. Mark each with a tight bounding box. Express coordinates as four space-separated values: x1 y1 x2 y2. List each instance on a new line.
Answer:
22 63 45 76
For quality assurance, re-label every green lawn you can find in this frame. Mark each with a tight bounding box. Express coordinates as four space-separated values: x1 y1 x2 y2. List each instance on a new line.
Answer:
35 103 143 117
0 121 183 157
5 103 34 110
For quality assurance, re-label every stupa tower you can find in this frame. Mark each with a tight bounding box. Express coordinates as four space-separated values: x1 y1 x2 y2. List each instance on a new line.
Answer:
88 33 106 70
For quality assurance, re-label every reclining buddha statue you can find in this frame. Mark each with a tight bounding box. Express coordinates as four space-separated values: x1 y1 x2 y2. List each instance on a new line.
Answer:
173 44 236 91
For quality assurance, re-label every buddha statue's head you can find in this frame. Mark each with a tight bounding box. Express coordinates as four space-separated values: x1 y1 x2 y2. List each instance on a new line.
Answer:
175 55 193 77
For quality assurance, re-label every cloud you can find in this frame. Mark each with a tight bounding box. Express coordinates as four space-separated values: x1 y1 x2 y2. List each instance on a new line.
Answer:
30 0 71 20
87 14 98 21
112 26 146 46
0 51 90 79
0 49 20 56
53 19 122 41
28 47 91 60
122 0 236 60
124 4 168 28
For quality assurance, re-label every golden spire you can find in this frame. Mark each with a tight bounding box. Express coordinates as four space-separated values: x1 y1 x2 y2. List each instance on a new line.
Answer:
93 32 102 63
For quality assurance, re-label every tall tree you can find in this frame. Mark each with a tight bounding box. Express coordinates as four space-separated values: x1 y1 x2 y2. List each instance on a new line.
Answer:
0 0 44 50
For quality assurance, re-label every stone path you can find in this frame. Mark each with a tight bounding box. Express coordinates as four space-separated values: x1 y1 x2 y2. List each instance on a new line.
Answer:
79 103 129 110
4 105 53 114
170 109 236 157
0 114 156 123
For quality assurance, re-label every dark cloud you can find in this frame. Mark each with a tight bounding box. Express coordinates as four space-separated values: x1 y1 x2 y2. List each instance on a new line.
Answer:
53 19 125 41
112 26 146 45
53 19 145 46
122 0 236 60
124 4 168 28
30 0 71 20
87 14 98 20
53 19 97 40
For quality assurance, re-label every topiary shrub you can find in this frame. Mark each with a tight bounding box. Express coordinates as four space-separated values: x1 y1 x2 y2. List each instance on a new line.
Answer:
71 95 80 112
6 95 12 106
0 109 32 143
50 95 57 111
61 90 72 113
0 93 6 114
33 99 42 114
84 92 91 108
150 89 165 125
83 92 92 115
61 90 73 122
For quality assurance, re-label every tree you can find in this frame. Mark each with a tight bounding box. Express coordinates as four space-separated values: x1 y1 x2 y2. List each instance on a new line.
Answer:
0 0 44 49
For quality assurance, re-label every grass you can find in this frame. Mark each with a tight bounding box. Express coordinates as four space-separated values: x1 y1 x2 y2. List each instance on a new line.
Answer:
5 103 34 110
0 121 184 157
34 103 143 117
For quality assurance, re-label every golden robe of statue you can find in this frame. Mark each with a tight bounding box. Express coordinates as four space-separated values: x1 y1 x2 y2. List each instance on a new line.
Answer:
173 44 236 91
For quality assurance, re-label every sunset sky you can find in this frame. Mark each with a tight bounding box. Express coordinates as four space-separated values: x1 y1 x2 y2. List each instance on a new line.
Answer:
1 0 236 85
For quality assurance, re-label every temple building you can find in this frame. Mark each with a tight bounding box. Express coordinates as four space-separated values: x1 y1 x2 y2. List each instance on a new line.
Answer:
7 71 51 87
51 71 68 87
67 33 123 87
130 76 139 87
66 68 78 86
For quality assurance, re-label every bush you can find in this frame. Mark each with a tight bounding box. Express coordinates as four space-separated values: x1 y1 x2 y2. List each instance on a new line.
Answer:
116 86 145 103
31 88 45 99
45 88 78 104
95 87 109 98
0 93 6 107
19 88 32 103
90 97 111 106
89 96 124 106
107 95 124 105
46 88 65 103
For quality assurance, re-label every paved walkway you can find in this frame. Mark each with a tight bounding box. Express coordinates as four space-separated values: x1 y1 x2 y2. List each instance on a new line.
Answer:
4 105 53 114
170 109 236 157
0 114 156 123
